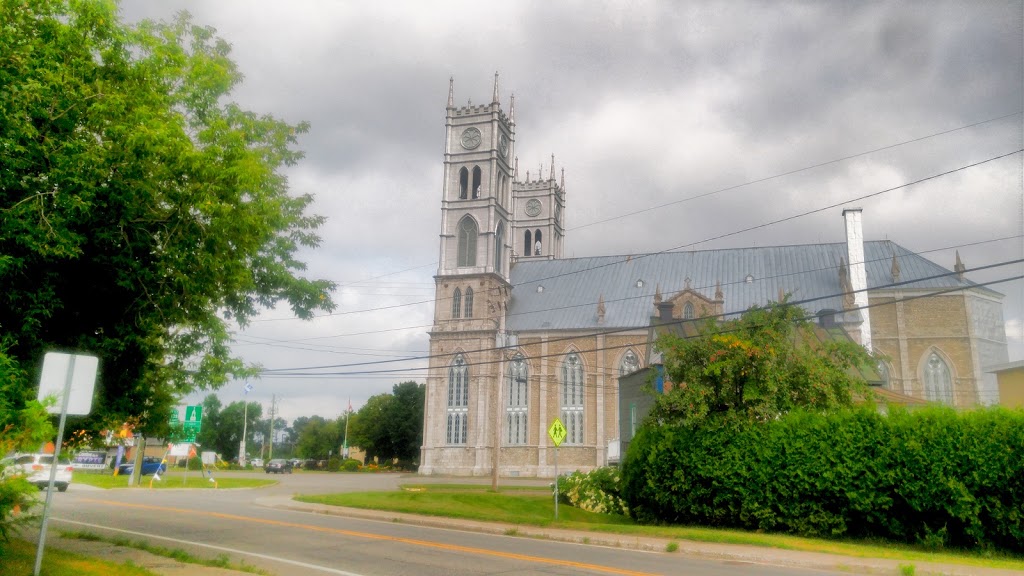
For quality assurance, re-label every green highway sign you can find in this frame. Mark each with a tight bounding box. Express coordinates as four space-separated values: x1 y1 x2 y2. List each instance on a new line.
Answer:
185 405 202 424
182 405 202 442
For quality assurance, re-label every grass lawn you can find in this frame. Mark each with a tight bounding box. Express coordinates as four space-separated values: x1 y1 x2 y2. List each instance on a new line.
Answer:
0 538 158 576
295 485 1024 572
73 472 276 490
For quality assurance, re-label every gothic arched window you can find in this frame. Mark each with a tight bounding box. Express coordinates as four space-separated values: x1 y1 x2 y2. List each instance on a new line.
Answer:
877 361 891 388
506 353 528 445
494 222 505 273
619 349 640 376
451 288 462 319
458 167 469 199
457 216 478 267
464 287 474 319
446 354 469 444
472 166 482 198
524 230 532 257
534 229 543 255
923 352 953 404
682 302 695 320
561 352 584 445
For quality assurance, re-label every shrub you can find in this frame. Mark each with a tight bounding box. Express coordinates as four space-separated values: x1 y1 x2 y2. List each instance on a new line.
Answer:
622 406 1024 553
341 459 360 472
558 466 629 516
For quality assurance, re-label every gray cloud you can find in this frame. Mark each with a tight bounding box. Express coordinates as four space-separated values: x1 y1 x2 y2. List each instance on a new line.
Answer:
116 0 1023 421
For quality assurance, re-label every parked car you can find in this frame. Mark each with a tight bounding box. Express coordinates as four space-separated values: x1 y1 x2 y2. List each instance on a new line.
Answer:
250 458 264 468
264 459 293 474
118 456 166 476
2 453 73 492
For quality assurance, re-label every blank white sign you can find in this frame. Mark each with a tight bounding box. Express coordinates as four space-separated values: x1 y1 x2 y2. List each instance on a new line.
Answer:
37 352 98 415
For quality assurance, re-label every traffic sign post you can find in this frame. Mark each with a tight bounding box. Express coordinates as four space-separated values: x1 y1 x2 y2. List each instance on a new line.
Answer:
548 418 566 520
34 352 98 576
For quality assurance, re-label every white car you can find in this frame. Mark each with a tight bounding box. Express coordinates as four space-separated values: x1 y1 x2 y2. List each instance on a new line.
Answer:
2 453 73 492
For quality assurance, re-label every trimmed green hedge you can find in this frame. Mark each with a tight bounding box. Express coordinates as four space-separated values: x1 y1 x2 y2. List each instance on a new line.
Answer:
622 406 1024 552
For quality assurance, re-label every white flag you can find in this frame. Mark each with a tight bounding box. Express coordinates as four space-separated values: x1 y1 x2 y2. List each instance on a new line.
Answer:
244 383 254 394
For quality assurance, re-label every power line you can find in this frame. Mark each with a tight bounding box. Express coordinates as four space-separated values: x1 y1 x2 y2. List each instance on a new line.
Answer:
249 148 1022 324
569 111 1022 231
258 261 1023 377
239 233 1020 349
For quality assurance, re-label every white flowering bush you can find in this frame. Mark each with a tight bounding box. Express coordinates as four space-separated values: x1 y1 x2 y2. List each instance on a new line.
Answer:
558 466 629 517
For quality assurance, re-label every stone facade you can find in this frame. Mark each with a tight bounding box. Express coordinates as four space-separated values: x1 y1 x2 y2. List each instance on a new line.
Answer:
419 79 1009 478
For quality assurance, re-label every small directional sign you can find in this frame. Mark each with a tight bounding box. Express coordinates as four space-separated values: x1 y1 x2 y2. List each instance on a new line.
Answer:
548 418 567 447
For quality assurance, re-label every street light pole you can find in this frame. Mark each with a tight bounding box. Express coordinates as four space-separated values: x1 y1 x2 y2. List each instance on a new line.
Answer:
492 342 504 492
239 399 248 467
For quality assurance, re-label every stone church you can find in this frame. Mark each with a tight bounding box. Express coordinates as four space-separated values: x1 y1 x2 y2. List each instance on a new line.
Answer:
418 77 1009 477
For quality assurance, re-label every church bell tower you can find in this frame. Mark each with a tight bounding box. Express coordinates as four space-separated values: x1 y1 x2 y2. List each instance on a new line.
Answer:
436 73 515 281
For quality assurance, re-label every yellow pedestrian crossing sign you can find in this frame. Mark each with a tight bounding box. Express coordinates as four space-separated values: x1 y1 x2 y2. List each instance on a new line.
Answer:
548 418 567 447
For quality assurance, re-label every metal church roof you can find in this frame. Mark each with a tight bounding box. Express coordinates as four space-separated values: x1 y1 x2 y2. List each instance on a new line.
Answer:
505 240 991 332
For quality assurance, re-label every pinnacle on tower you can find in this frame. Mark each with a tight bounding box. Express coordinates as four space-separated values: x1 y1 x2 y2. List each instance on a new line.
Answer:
550 154 555 181
492 71 499 104
560 167 565 190
514 157 519 180
447 76 454 107
509 93 516 123
954 250 966 280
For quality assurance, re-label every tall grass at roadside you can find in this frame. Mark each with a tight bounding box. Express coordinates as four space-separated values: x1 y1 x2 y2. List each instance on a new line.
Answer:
60 531 271 575
0 538 157 576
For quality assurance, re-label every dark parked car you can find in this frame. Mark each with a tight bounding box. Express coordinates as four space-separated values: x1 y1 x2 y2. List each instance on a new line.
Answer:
118 456 166 476
264 459 293 474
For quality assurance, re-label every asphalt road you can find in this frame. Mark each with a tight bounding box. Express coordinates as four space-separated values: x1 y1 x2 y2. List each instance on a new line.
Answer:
41 472 849 576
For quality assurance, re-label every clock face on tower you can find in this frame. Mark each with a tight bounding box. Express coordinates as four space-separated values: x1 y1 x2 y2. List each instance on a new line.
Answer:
525 199 542 217
460 127 482 150
498 133 509 157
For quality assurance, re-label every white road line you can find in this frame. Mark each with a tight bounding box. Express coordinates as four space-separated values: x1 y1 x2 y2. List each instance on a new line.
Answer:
52 517 366 576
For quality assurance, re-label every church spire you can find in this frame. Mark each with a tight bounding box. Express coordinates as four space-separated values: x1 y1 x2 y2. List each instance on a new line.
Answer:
492 71 499 104
447 76 454 108
954 250 966 280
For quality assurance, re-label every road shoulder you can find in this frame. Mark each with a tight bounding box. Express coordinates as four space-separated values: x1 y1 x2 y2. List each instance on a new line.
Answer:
260 495 1023 576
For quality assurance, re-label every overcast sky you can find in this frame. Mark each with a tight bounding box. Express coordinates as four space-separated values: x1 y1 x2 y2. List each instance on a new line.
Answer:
118 1 1023 424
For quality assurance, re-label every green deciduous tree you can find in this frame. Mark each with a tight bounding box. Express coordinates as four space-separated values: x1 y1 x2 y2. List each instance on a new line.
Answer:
294 415 341 460
0 345 55 545
649 300 872 426
0 1 334 435
349 381 424 464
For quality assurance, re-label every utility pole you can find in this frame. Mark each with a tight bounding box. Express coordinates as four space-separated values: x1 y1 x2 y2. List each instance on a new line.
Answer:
268 395 276 461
